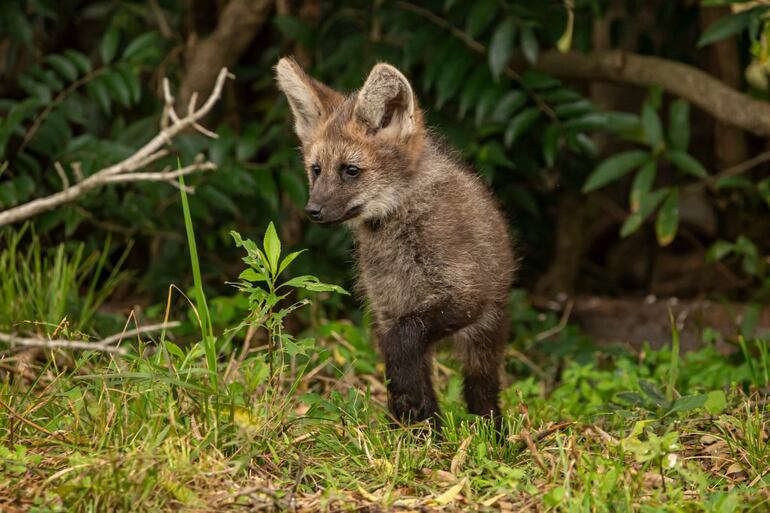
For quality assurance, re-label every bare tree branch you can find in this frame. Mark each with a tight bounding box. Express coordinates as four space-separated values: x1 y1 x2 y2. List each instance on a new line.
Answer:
103 162 216 184
0 67 234 228
397 1 770 137
527 50 770 137
0 321 181 355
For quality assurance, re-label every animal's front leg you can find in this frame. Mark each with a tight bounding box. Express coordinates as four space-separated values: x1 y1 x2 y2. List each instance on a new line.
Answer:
382 316 439 424
381 298 482 425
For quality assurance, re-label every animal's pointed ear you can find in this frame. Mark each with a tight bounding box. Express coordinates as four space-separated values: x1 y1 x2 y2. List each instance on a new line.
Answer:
354 63 417 140
275 57 342 143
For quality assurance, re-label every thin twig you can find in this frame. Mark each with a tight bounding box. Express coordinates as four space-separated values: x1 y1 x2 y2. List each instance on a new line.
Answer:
19 70 102 153
103 162 216 184
0 68 233 227
685 149 770 194
0 321 181 355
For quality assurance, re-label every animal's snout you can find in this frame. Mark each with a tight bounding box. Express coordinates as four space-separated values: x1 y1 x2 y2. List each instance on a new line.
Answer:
304 202 323 221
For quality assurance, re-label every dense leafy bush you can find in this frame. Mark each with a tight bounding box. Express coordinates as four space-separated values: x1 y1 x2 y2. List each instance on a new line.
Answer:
2 0 768 303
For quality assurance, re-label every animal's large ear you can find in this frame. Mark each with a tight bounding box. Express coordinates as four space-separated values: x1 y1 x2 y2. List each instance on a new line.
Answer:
354 63 416 140
275 57 342 143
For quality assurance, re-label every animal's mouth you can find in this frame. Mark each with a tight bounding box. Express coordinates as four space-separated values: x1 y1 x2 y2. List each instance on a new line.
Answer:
342 204 363 221
314 204 363 225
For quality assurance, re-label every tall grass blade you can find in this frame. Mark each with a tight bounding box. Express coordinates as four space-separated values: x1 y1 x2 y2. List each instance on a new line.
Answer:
178 170 216 390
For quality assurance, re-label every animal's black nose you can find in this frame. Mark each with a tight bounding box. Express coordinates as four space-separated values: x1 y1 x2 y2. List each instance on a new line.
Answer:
304 202 323 221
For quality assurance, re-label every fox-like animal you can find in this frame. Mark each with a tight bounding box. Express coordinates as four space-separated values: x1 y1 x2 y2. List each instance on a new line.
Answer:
275 57 516 427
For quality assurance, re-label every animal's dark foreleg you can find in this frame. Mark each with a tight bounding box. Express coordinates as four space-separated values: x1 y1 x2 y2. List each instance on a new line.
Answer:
382 316 438 424
382 298 481 425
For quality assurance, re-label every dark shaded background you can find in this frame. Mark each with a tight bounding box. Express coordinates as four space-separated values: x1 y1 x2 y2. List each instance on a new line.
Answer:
1 0 768 344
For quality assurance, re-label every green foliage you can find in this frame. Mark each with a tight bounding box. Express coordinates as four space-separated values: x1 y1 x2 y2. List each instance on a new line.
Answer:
229 222 347 378
1 0 766 298
0 225 127 337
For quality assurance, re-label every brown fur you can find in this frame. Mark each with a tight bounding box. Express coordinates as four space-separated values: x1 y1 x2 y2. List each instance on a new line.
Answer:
276 57 516 427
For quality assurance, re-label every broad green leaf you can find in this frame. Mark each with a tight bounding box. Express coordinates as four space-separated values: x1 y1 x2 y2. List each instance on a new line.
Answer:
118 65 142 103
123 32 160 61
639 380 668 408
604 111 642 136
554 99 593 119
64 50 92 74
616 392 647 408
521 71 561 90
480 141 514 168
542 124 559 167
103 71 131 107
458 68 489 118
570 133 597 158
641 101 663 151
304 282 349 294
475 88 501 126
704 390 727 415
492 90 527 122
583 150 650 192
86 77 111 115
666 150 708 179
281 275 349 295
735 236 759 275
698 7 766 48
648 85 663 110
714 176 754 190
669 394 707 415
100 28 120 64
18 76 51 104
488 19 516 79
263 222 281 274
620 188 669 238
655 189 680 246
466 0 499 38
630 160 657 212
707 240 734 262
239 268 267 282
668 100 690 151
562 113 607 133
504 107 540 147
520 26 539 64
436 54 472 107
278 250 306 276
45 54 78 82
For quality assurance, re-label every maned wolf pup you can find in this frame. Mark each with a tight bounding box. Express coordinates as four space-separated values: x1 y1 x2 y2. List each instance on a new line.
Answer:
275 57 516 428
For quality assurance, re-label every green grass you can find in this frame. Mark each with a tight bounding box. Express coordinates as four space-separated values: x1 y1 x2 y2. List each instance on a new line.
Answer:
1 226 769 512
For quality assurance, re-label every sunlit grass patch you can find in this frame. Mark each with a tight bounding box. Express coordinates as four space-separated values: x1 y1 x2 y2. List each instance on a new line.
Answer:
1 225 769 512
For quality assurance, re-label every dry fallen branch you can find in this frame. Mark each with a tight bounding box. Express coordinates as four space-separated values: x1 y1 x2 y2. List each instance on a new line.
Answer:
0 321 181 355
0 67 234 228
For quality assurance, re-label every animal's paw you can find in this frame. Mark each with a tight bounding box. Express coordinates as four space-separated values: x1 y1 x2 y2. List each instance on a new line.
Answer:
389 392 436 424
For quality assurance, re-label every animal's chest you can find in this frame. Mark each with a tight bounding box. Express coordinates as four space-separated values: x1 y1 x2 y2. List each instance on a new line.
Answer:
354 222 437 321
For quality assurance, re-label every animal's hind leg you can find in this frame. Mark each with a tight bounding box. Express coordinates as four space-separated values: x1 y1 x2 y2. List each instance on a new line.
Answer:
456 306 509 420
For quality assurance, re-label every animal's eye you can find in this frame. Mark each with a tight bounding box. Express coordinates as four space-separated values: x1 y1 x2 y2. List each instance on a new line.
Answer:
311 164 321 177
343 164 361 178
